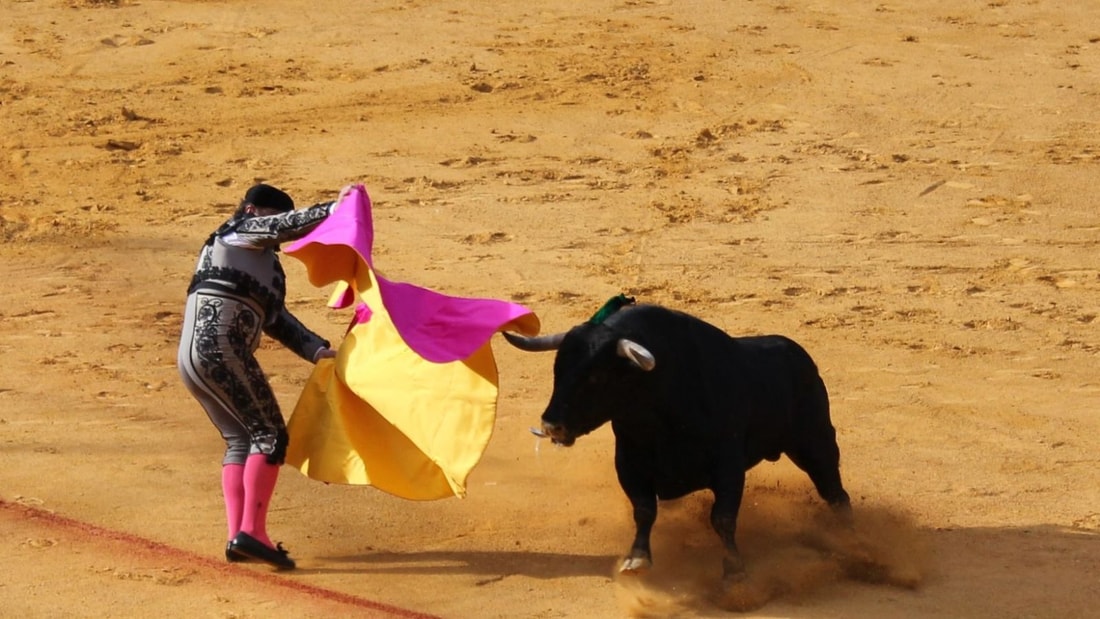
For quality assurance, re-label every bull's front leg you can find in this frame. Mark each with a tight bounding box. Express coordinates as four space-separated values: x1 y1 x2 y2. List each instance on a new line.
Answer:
711 469 747 585
615 448 657 574
621 493 657 573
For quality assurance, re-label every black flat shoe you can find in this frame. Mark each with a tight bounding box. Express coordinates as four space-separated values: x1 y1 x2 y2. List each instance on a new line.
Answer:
229 532 296 570
225 541 250 563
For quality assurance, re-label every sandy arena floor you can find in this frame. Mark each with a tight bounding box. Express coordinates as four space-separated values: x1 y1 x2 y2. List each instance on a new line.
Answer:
1 1 1097 617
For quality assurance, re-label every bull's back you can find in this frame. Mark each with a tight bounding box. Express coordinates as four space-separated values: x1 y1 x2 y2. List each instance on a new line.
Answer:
733 334 822 380
727 335 830 461
614 307 828 431
656 328 829 462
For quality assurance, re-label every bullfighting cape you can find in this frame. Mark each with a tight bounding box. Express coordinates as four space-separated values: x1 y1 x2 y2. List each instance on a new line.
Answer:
283 185 540 500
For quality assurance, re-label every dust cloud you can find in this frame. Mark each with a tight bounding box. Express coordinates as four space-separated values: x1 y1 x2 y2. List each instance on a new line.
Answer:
613 478 930 616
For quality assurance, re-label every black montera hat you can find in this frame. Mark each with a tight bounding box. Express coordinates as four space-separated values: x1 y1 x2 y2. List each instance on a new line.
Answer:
243 184 294 212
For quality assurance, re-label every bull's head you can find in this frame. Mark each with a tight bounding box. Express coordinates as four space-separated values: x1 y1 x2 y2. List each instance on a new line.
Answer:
503 324 655 446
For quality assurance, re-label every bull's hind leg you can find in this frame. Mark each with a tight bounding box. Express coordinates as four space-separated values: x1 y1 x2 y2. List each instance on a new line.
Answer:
787 433 851 516
789 381 852 516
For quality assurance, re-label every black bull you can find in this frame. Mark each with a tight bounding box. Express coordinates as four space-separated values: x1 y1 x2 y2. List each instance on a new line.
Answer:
504 303 851 584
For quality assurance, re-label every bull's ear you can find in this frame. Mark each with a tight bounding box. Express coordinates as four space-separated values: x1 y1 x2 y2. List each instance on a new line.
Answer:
617 339 655 371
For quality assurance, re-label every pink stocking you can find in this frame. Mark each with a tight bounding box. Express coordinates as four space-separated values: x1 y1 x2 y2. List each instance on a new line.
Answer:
240 453 280 548
221 463 245 542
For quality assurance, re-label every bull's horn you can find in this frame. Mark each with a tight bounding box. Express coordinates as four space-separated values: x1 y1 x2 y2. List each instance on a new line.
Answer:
617 339 655 371
502 331 566 352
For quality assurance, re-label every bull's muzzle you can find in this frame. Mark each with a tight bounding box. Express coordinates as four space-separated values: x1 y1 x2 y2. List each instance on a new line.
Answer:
540 421 576 447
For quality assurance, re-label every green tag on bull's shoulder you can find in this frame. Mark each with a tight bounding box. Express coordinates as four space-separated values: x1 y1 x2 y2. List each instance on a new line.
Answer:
588 294 636 325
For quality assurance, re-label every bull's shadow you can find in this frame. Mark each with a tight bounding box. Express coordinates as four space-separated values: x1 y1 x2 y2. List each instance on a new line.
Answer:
307 549 619 581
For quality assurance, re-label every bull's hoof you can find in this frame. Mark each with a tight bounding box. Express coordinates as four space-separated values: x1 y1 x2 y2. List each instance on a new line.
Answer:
721 555 747 585
619 556 653 574
716 577 770 613
721 568 748 587
832 502 855 529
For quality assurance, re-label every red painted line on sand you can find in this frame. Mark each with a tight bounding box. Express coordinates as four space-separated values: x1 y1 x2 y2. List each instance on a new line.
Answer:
1 498 440 619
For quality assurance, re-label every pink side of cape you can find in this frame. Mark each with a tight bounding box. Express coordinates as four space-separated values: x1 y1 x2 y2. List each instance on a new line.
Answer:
286 185 537 363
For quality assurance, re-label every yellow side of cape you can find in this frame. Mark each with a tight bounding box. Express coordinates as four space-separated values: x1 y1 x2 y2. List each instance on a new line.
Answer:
286 272 500 500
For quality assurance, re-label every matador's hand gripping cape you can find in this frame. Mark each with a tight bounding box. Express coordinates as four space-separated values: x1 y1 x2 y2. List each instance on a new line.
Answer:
283 185 540 500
